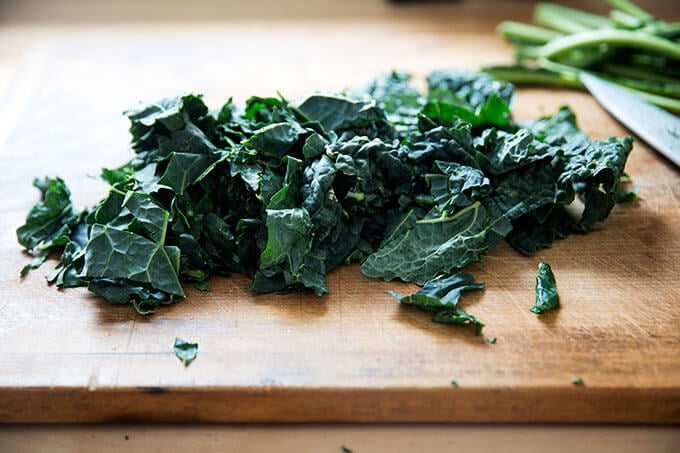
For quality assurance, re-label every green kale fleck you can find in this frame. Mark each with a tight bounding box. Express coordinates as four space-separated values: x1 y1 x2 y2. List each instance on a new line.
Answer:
571 377 585 386
173 337 199 366
531 262 560 314
615 186 639 203
486 337 497 344
194 281 211 292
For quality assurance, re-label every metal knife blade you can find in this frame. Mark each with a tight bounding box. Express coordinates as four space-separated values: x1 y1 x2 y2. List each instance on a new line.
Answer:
580 72 680 168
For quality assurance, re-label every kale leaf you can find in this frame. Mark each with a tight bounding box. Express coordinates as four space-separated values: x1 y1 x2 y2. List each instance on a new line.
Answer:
388 272 485 335
173 337 199 366
531 262 560 314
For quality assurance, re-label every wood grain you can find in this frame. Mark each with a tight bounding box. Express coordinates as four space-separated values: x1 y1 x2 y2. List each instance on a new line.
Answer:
0 17 679 423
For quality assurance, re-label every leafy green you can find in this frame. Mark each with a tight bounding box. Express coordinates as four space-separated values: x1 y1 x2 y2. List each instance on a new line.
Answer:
531 262 560 314
173 337 199 366
362 202 512 285
17 70 632 323
388 273 485 335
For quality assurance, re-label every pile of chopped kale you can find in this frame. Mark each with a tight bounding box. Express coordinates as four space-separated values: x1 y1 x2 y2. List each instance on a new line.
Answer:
17 70 632 315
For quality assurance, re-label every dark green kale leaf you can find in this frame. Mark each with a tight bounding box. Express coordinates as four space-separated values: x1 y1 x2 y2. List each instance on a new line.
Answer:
388 272 485 335
361 202 512 285
559 136 634 231
432 309 485 336
297 94 394 139
389 272 484 309
17 177 86 278
253 208 328 295
363 71 423 135
424 70 514 128
427 70 515 108
426 161 491 212
531 262 560 314
173 337 199 366
242 122 305 160
83 224 184 297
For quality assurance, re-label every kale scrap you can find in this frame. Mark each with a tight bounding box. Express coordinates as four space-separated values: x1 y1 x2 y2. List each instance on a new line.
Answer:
531 262 560 314
17 70 633 316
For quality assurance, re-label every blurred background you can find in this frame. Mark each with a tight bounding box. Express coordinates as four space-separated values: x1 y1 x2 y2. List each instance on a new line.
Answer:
6 0 677 24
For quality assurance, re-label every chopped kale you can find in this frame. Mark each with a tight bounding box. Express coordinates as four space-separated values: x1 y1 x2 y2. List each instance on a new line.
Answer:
531 262 560 314
17 70 632 325
486 337 497 344
173 337 199 366
388 273 485 335
571 377 585 386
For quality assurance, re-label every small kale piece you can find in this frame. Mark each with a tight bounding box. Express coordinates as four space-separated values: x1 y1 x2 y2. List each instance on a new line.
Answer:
17 177 86 278
531 262 560 314
571 377 585 386
388 272 485 334
432 309 485 335
615 186 639 203
173 337 199 366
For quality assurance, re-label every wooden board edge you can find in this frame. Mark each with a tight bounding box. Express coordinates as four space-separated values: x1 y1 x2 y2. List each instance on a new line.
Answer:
1 386 678 424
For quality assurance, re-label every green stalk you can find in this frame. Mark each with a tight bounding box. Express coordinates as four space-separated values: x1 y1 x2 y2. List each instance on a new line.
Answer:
609 77 680 99
609 10 643 30
535 3 612 30
539 29 680 62
606 0 655 24
535 58 680 112
497 21 562 45
601 62 680 85
482 66 584 89
617 85 680 112
649 22 680 38
534 3 595 34
515 45 543 61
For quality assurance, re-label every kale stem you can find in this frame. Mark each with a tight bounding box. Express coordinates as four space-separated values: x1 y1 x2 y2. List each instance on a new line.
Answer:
606 0 655 24
535 3 611 30
535 58 680 112
538 29 680 61
515 45 543 61
533 3 594 34
482 66 584 89
609 10 643 30
650 22 680 38
601 61 680 86
617 86 680 112
496 21 562 45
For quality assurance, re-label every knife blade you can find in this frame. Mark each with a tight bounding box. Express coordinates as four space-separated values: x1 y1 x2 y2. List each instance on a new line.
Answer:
580 72 680 168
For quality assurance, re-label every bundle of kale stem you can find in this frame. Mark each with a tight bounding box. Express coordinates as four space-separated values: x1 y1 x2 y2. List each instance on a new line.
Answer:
483 0 680 112
17 70 633 321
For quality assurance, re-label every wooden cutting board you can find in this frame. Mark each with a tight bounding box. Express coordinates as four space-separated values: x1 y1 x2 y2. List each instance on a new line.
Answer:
0 22 678 423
